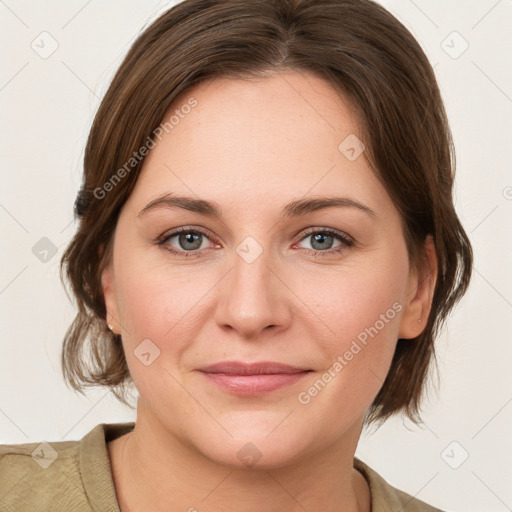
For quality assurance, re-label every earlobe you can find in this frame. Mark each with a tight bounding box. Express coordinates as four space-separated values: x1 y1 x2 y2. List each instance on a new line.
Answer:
398 236 438 340
101 259 121 335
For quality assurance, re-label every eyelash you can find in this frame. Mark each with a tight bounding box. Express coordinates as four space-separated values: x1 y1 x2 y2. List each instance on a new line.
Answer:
156 226 354 259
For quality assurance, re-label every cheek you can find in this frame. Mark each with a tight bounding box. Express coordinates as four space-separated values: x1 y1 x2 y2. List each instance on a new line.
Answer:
292 252 408 408
113 250 219 371
113 261 208 405
300 251 407 350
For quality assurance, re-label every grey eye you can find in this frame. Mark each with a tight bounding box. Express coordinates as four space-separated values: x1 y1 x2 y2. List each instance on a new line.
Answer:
175 232 204 251
309 233 336 251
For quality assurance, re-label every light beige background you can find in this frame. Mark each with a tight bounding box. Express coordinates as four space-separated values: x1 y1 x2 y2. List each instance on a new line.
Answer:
1 1 511 511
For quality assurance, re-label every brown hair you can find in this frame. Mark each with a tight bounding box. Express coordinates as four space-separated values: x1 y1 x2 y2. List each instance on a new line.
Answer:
60 0 472 427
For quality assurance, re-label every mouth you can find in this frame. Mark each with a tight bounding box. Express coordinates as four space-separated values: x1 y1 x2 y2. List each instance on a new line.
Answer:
197 361 312 396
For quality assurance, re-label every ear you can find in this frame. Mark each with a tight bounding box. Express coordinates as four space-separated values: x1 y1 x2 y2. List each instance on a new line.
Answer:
100 244 121 335
398 235 438 339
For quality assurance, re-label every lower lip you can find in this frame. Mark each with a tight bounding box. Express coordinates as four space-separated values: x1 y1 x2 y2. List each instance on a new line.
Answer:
199 372 310 396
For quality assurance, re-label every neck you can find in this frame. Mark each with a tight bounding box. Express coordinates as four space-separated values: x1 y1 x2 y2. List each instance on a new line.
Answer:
108 404 371 512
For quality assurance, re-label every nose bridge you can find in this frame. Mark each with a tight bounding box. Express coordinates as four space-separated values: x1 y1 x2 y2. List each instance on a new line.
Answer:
215 234 291 337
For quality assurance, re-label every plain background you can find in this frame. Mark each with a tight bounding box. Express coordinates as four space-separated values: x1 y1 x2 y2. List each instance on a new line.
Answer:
1 1 511 511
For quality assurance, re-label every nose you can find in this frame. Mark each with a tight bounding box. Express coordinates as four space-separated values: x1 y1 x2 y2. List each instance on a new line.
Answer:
214 244 293 340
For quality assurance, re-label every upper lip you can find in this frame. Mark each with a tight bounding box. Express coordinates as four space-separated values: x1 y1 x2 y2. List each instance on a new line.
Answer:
198 361 310 375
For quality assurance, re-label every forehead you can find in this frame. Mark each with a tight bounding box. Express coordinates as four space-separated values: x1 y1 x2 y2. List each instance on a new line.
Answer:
123 71 391 219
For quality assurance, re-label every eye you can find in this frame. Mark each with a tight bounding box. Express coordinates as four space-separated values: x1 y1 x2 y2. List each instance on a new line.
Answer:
295 228 354 256
158 227 217 256
157 226 354 258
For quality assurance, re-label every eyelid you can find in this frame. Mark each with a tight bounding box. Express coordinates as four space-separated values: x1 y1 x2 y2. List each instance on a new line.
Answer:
158 226 217 243
296 226 354 245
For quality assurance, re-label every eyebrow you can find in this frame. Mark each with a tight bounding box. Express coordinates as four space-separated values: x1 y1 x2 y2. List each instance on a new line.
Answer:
137 193 376 219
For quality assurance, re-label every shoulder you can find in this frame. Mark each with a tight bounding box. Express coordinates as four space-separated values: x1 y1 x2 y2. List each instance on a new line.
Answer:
354 457 448 512
0 423 133 512
0 435 89 511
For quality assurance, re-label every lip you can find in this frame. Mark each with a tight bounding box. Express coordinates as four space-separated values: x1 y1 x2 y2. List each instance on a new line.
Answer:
197 361 312 396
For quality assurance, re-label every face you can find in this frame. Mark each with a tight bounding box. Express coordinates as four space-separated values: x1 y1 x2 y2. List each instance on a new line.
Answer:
102 70 433 469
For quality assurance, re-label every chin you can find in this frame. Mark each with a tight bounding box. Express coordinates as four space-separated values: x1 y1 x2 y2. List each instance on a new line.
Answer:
188 421 317 471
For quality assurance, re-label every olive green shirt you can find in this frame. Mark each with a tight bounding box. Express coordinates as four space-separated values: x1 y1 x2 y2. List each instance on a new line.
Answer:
0 422 446 511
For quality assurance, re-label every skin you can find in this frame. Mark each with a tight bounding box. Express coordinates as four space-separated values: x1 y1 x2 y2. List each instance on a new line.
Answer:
102 70 437 512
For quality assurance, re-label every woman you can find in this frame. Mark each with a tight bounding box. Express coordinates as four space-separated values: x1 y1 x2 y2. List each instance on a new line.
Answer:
0 0 472 510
